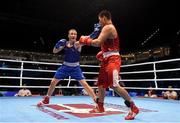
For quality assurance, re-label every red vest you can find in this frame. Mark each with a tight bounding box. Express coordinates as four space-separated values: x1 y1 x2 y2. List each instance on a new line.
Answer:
101 36 119 52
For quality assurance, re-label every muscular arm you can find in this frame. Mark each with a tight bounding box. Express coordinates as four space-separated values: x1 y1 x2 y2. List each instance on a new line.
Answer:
91 25 112 46
78 25 116 47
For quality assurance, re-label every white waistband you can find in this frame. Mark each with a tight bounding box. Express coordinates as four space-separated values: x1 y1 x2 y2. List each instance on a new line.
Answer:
103 51 120 58
63 61 79 67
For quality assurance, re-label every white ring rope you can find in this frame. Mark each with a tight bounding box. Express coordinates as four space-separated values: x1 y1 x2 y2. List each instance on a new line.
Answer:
0 58 180 91
121 58 180 67
0 85 180 91
1 67 180 74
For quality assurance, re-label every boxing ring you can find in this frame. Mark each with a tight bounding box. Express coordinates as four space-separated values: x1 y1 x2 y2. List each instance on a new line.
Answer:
0 58 180 123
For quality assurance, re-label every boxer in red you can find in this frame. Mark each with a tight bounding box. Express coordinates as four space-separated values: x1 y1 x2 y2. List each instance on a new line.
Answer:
77 10 139 120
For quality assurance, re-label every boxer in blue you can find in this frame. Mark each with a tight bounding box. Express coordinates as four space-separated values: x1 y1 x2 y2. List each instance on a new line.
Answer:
37 28 99 106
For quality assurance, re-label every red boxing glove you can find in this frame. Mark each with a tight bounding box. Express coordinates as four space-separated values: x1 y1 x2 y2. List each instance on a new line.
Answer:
96 51 103 61
79 36 92 46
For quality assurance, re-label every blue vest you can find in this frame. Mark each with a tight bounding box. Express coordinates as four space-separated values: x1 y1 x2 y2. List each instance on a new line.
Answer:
64 45 80 63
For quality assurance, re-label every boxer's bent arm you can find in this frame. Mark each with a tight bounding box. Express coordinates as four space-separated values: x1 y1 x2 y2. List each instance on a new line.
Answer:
91 25 111 46
53 46 65 53
77 45 82 52
90 40 101 47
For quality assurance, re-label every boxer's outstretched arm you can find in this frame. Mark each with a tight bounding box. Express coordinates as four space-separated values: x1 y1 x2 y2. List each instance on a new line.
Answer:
79 25 111 47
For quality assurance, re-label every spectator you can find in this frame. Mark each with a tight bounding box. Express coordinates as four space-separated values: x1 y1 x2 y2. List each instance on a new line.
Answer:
162 86 178 100
82 88 89 96
15 84 32 97
144 87 157 98
55 88 63 96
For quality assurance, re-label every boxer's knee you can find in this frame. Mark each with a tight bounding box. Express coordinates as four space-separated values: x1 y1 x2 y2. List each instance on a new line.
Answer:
79 80 88 87
50 78 59 86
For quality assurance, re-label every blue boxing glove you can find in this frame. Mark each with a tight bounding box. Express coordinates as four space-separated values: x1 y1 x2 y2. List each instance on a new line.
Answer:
54 39 67 49
89 23 102 39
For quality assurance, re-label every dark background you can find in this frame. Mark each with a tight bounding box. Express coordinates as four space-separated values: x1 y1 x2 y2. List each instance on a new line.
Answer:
0 0 179 55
